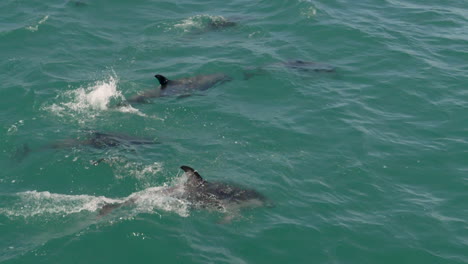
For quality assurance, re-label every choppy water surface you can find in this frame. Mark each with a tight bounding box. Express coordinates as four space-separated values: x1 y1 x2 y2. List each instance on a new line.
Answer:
1 0 467 263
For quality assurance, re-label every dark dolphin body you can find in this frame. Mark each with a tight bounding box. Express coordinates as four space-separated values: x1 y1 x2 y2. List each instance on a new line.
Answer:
244 59 336 79
48 131 156 149
179 166 268 211
207 20 237 30
182 15 238 34
98 165 270 222
14 131 156 162
279 60 335 72
127 73 231 103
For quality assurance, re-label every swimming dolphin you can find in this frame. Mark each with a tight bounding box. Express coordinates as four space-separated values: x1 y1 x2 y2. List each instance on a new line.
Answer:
98 165 270 222
47 131 156 149
127 73 231 103
207 19 237 30
278 60 335 72
178 166 269 211
244 59 335 79
14 131 157 162
178 15 238 34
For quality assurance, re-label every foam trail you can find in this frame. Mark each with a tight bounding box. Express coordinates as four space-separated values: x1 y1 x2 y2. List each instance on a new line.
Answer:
0 186 189 219
0 191 122 218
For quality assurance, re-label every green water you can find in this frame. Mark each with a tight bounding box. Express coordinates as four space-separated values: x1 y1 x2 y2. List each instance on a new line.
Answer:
1 0 467 263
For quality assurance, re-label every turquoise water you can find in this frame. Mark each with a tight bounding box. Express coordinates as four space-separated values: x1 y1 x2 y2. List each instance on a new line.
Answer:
1 0 467 263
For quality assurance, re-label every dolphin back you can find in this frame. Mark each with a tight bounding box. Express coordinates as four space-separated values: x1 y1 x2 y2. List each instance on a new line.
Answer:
161 73 231 96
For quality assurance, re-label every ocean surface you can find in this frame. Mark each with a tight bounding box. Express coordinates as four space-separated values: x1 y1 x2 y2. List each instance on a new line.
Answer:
1 0 467 263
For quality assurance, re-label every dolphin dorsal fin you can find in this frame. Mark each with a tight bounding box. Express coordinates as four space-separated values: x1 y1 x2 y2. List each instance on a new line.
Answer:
155 74 170 87
180 165 204 183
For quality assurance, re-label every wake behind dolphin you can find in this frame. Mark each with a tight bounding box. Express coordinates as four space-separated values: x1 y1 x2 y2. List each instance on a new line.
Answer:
98 165 271 222
127 73 231 103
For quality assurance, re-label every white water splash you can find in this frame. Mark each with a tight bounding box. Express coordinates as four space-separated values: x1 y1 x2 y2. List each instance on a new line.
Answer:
65 75 121 111
26 15 49 32
174 14 231 32
6 120 24 135
44 75 155 123
129 186 190 217
301 7 317 18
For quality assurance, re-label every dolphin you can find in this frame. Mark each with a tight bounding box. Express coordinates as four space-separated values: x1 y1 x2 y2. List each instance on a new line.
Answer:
178 15 238 34
278 60 335 72
14 131 157 162
244 59 335 79
47 131 156 149
98 165 271 222
127 73 231 103
178 166 269 211
207 19 237 30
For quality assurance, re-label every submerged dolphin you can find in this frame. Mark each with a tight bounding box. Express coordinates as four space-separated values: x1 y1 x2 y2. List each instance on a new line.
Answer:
98 165 270 222
127 73 231 103
206 19 237 30
178 15 238 34
244 59 335 79
48 131 156 149
14 131 156 162
278 60 335 72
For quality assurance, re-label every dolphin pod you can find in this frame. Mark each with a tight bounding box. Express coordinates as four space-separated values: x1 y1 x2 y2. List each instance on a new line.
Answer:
127 73 231 103
16 18 341 222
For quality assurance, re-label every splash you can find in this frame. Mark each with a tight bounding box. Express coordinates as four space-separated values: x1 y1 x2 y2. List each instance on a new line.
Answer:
64 75 121 111
174 15 233 33
44 75 122 122
301 7 317 18
44 75 155 123
129 186 190 217
6 120 24 135
26 15 49 32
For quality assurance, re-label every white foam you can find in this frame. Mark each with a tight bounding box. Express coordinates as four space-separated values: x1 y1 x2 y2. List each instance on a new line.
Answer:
174 15 229 32
7 120 24 135
174 15 207 30
130 186 190 217
301 7 317 18
66 75 121 111
116 105 163 120
0 190 122 218
44 75 162 122
26 15 49 32
0 184 190 219
104 157 164 183
43 75 122 122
